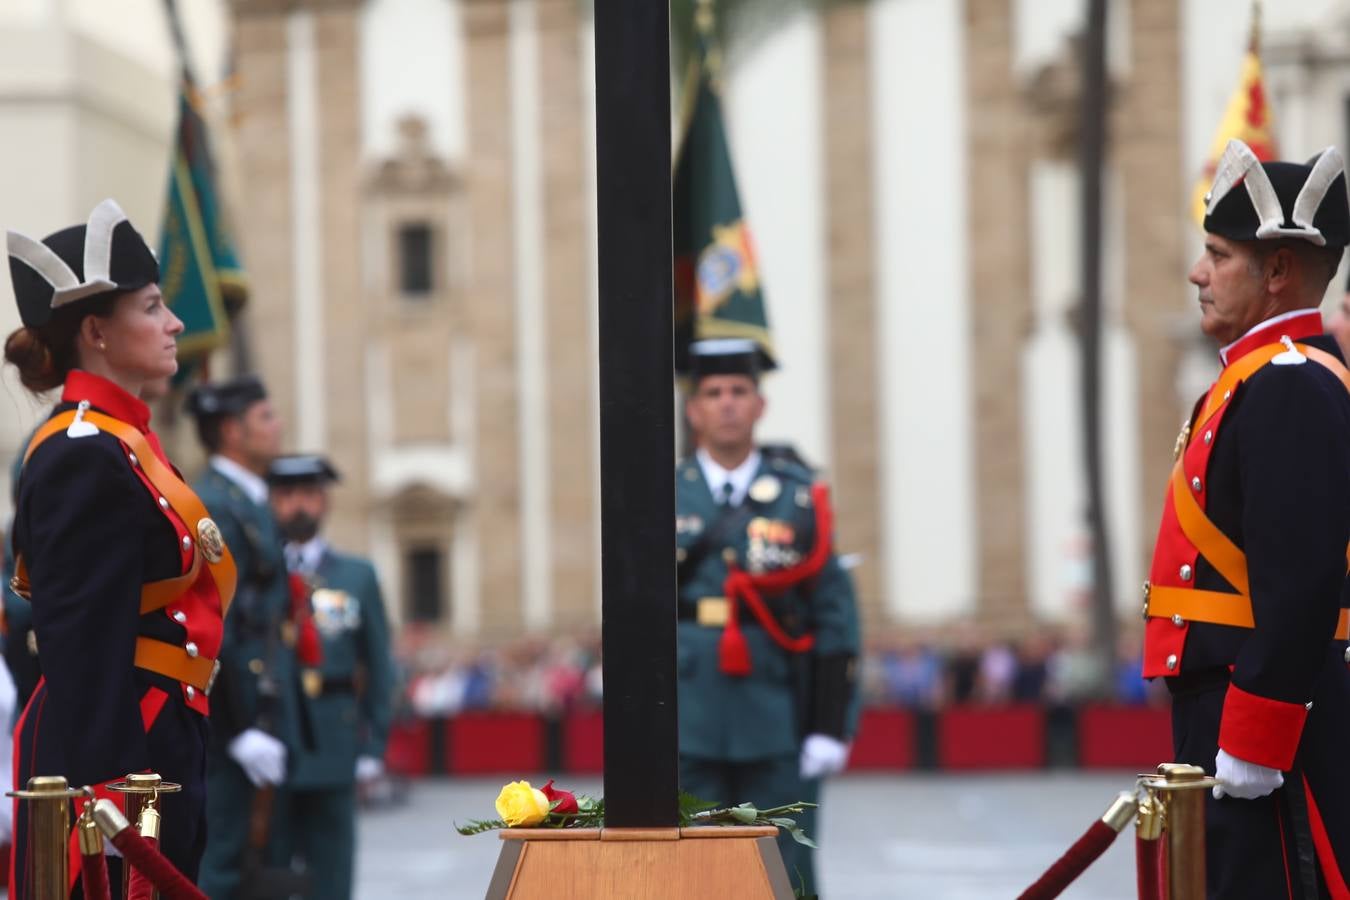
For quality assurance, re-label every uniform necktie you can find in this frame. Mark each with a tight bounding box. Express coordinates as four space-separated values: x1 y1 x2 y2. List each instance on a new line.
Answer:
719 481 735 506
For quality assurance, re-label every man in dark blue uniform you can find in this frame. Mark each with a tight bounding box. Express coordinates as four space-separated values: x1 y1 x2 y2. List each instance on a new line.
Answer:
1143 139 1350 897
676 339 860 897
187 376 301 899
266 454 394 900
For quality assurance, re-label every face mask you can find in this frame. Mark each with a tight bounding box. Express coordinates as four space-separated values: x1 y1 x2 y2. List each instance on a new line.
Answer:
280 512 320 544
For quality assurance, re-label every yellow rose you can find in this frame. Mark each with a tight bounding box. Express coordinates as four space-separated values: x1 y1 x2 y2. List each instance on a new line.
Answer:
495 780 551 827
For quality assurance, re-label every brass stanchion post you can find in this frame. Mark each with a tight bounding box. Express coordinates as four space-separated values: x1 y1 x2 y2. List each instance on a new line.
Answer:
1144 763 1218 900
8 775 83 900
109 772 181 900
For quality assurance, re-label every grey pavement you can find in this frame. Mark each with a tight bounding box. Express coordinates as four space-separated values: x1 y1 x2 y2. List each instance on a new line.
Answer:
356 772 1140 899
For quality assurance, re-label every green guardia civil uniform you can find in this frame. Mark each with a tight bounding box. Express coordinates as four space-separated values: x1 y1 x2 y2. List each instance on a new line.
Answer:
676 449 861 897
273 543 394 900
192 457 303 899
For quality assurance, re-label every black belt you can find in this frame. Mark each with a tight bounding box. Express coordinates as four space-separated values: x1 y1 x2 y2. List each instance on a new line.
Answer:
320 676 356 694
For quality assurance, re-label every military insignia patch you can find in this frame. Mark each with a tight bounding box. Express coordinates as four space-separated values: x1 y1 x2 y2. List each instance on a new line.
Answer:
312 588 361 636
749 475 781 504
676 515 704 535
196 518 226 564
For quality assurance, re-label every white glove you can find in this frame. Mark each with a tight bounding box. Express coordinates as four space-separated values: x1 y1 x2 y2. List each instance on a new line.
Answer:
228 728 288 787
799 733 850 780
356 755 385 783
1213 748 1284 800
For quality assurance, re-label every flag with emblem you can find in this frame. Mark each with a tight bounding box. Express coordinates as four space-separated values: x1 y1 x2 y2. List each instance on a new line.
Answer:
1190 3 1276 226
673 4 775 374
158 77 248 358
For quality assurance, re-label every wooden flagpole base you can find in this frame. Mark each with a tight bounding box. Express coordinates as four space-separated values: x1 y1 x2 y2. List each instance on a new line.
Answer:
484 826 795 899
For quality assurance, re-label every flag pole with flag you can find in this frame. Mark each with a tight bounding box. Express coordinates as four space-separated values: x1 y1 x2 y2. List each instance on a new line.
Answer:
1190 0 1276 225
673 0 775 376
159 0 248 363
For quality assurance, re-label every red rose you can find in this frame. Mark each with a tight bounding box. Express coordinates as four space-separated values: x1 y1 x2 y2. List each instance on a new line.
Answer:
540 779 578 816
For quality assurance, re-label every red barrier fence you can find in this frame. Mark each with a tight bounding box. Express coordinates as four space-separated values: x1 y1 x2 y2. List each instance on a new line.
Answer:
1077 705 1172 769
938 704 1046 769
386 703 1171 776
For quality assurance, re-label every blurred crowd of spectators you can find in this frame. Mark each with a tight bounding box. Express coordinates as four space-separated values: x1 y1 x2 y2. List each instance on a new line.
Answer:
397 621 1166 718
858 622 1167 710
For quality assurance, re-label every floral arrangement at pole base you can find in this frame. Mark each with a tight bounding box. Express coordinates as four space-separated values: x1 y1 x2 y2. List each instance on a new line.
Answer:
455 778 817 849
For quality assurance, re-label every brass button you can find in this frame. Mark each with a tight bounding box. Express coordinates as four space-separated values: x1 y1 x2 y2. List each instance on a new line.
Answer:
1344 646 1350 664
1191 477 1202 492
1172 614 1184 627
1204 430 1213 445
173 610 186 624
181 536 192 551
158 496 169 509
1180 564 1193 581
249 658 265 675
1305 701 1314 711
186 686 196 700
128 452 139 467
1223 390 1231 401
1165 654 1178 671
185 642 199 658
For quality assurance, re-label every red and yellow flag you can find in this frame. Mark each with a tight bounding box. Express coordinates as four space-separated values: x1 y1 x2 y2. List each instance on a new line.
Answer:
1190 7 1276 225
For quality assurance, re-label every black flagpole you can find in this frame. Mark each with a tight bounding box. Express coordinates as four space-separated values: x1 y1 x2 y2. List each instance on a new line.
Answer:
594 1 679 827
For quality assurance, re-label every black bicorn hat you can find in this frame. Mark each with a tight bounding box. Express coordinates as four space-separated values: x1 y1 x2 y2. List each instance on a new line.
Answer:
185 374 268 419
688 338 763 382
1203 139 1350 249
267 454 340 487
6 199 159 328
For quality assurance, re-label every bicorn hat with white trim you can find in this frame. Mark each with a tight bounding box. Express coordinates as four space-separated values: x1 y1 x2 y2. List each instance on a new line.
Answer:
6 199 159 328
1203 139 1350 249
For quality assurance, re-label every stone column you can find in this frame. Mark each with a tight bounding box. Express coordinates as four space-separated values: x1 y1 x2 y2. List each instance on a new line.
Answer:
464 0 524 638
822 4 884 628
1117 0 1187 573
229 2 297 461
312 4 368 551
966 0 1033 625
537 0 598 631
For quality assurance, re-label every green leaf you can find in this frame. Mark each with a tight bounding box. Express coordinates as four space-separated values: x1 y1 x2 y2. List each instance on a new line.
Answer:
785 823 817 849
453 818 509 836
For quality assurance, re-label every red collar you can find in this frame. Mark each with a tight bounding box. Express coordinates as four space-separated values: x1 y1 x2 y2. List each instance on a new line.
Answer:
61 371 152 433
1219 310 1325 367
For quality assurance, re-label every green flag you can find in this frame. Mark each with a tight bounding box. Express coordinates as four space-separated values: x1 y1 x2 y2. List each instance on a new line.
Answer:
673 9 775 374
159 81 247 359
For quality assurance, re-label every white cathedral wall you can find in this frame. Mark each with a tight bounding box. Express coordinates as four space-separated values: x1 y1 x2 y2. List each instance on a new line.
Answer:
722 12 829 472
870 0 975 622
360 0 465 162
1023 162 1143 622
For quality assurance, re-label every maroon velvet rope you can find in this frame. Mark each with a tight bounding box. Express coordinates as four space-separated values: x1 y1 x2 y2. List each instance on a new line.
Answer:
107 829 207 900
126 834 158 900
79 847 111 900
1136 833 1166 900
1016 820 1119 900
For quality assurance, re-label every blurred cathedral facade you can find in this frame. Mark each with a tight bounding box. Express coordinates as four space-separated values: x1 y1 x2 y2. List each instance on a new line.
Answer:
2 0 1350 642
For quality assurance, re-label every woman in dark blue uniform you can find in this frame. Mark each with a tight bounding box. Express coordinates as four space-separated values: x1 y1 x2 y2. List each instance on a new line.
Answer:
4 200 236 897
